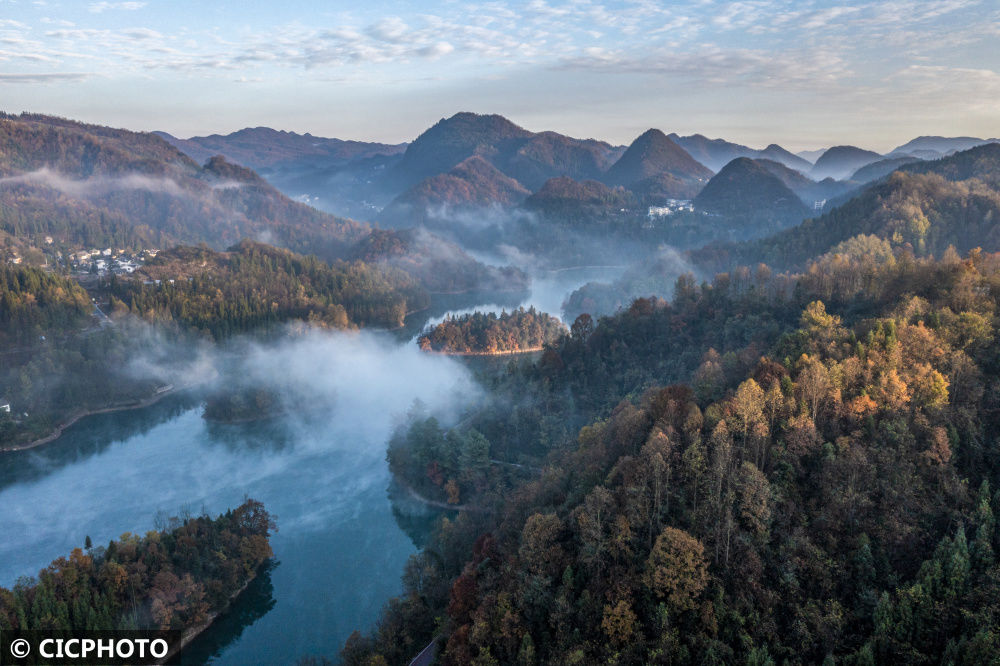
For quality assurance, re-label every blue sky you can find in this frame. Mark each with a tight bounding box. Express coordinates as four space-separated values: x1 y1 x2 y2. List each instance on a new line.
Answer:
0 0 997 151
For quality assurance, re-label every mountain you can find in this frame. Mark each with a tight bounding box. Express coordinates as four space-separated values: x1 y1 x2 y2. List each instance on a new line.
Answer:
386 113 534 191
693 157 810 221
499 131 623 191
154 127 406 171
667 133 756 172
379 156 530 225
755 158 852 205
899 142 1000 186
810 145 883 180
385 112 622 194
603 129 712 198
849 156 921 184
758 144 814 172
698 144 1000 271
796 148 826 164
888 136 995 157
667 134 812 174
0 112 368 258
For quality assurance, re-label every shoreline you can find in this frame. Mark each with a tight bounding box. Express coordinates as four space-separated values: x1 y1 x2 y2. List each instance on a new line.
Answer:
419 346 545 357
395 477 492 514
165 560 266 664
1 384 191 453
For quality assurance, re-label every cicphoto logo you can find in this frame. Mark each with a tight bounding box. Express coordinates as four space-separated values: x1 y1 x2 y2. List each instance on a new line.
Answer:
1 630 181 665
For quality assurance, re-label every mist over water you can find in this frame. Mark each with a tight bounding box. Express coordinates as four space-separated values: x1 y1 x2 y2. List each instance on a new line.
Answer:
0 329 479 664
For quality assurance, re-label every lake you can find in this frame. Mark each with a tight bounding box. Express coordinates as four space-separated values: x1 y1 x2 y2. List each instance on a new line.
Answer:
0 265 625 663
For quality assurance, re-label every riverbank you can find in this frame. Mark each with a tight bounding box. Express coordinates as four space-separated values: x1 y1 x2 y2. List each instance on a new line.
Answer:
1 383 190 453
395 477 492 514
419 346 545 357
167 561 267 664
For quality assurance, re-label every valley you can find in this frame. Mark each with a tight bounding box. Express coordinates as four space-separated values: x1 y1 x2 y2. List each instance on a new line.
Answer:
3 107 1000 665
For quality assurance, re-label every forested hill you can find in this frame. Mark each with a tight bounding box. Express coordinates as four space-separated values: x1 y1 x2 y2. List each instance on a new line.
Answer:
0 264 92 346
345 243 1000 666
0 499 274 635
0 113 368 258
111 240 428 337
417 307 566 354
693 144 1000 272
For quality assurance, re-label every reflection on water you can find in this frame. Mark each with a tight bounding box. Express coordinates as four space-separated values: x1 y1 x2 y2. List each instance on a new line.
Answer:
387 481 450 551
181 560 279 664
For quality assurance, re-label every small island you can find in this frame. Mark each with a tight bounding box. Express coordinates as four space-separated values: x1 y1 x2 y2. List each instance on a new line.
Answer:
0 499 274 653
417 306 566 355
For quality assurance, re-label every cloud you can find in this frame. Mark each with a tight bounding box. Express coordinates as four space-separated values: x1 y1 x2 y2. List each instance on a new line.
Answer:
558 44 852 88
0 72 89 83
88 1 146 13
0 168 187 197
121 28 162 41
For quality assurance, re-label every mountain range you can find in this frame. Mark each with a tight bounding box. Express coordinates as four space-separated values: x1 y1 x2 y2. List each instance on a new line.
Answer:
0 112 368 259
156 113 1000 236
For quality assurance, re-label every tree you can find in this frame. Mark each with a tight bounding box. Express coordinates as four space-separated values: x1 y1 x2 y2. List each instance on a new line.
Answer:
644 527 708 613
601 599 638 645
570 313 594 343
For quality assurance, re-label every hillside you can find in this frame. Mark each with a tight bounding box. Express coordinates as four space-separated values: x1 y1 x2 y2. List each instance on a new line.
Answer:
380 156 530 225
899 142 1000 186
113 240 428 335
524 176 636 220
603 129 712 197
850 156 921 184
349 241 1000 666
0 113 368 259
501 131 623 191
810 145 883 180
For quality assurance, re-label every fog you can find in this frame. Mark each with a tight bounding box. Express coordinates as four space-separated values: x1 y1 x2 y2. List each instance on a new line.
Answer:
0 167 190 198
0 326 483 662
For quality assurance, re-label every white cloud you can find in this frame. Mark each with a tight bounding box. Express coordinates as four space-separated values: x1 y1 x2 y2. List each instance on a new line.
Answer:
88 1 146 13
0 72 90 82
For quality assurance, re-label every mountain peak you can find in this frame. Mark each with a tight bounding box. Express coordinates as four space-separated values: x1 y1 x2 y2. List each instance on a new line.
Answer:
693 157 809 220
811 145 882 180
603 129 710 192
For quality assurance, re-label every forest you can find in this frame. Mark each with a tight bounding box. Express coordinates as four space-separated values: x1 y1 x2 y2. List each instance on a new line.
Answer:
417 307 566 354
0 263 92 346
109 240 429 337
0 499 274 634
345 244 1000 665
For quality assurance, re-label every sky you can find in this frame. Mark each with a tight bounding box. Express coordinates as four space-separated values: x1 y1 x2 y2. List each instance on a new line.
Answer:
0 0 998 152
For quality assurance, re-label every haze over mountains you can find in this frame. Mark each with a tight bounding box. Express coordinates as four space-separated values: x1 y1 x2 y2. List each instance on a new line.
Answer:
7 107 1000 304
157 113 999 232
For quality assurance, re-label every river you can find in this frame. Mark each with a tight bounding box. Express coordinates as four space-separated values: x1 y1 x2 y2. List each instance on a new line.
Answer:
0 265 624 664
